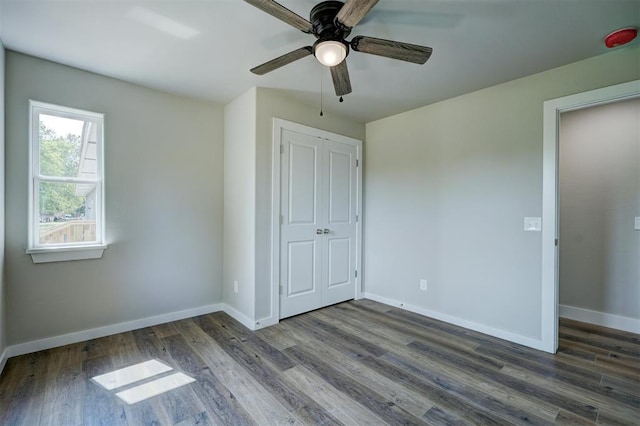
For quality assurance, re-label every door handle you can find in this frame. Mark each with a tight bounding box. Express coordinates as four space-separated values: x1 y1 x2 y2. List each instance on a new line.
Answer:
316 229 323 235
323 229 330 234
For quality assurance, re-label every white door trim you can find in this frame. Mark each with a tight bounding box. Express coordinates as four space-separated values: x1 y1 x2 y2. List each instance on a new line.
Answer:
271 118 363 322
541 79 640 353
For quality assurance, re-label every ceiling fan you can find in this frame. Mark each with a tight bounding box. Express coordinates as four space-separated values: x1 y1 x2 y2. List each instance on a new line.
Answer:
244 0 433 97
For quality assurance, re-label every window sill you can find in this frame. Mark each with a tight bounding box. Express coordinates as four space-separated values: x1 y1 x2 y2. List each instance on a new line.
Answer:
26 245 108 263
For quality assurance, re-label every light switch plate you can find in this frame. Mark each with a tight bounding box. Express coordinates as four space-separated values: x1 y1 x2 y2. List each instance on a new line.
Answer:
524 217 542 232
635 217 640 230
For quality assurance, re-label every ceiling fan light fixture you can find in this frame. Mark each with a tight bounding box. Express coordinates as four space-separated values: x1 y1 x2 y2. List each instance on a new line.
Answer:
314 40 347 67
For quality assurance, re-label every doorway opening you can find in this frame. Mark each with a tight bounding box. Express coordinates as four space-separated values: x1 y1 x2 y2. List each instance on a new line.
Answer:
541 80 640 353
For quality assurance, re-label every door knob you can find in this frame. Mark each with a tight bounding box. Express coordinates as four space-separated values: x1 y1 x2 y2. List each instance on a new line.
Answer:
316 229 323 235
323 229 330 234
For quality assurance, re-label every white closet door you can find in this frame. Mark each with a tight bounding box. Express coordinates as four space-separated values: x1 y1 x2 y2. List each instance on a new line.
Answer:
280 129 324 319
322 140 357 306
279 129 358 319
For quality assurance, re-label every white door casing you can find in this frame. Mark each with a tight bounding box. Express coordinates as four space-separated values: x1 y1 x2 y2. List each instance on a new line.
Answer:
272 119 362 321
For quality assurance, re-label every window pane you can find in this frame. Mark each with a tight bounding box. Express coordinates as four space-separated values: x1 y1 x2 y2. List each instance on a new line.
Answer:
39 114 98 179
39 182 97 245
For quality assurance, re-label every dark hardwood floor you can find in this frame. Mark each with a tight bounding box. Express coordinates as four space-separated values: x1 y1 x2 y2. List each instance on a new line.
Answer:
0 299 638 425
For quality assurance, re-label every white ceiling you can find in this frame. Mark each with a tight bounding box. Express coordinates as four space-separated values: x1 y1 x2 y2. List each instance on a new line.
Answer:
1 0 638 123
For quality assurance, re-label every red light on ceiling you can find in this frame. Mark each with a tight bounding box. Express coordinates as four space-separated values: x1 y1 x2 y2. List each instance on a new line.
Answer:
604 27 638 48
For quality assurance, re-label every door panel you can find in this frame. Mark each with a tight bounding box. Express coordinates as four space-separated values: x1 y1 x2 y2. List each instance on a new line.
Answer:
288 143 318 224
280 130 323 319
287 241 316 296
322 140 357 306
327 237 351 287
328 150 352 224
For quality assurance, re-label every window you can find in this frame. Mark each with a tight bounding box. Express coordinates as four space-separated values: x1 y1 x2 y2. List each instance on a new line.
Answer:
27 101 106 263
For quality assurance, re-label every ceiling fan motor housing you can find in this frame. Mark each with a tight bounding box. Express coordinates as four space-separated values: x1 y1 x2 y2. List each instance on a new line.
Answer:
311 0 350 56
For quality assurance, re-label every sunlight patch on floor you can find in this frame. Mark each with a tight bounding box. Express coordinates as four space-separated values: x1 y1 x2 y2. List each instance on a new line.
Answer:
92 359 173 390
115 372 196 404
92 359 195 404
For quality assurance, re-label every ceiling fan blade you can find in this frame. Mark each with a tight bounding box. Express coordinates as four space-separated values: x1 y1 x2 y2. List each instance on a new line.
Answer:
244 0 312 33
330 60 352 96
250 47 313 75
351 35 432 64
335 0 379 30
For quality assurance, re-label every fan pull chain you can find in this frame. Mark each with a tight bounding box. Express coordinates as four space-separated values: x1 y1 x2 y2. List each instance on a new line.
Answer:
320 66 324 117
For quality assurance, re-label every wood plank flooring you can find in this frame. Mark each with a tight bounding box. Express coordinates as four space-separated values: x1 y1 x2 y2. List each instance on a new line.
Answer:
0 300 638 425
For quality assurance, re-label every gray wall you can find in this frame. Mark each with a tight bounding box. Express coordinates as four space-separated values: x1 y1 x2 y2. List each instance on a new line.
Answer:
5 51 224 345
559 98 640 319
223 88 257 321
364 46 639 341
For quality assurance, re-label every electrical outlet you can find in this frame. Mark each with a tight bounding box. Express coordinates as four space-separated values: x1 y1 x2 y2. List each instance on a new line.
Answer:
420 279 428 291
233 280 239 293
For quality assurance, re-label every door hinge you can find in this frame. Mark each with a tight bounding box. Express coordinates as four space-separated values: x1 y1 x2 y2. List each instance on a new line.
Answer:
279 285 283 295
555 238 558 246
280 215 283 225
356 214 359 223
356 159 359 167
355 270 358 278
280 144 284 154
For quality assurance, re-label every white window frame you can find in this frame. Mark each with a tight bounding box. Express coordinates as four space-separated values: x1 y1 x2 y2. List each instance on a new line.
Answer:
27 100 107 263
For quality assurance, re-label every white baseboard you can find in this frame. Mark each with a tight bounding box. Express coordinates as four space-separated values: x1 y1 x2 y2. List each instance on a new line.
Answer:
5 303 223 359
363 293 547 352
560 304 640 334
223 304 258 330
0 347 8 376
